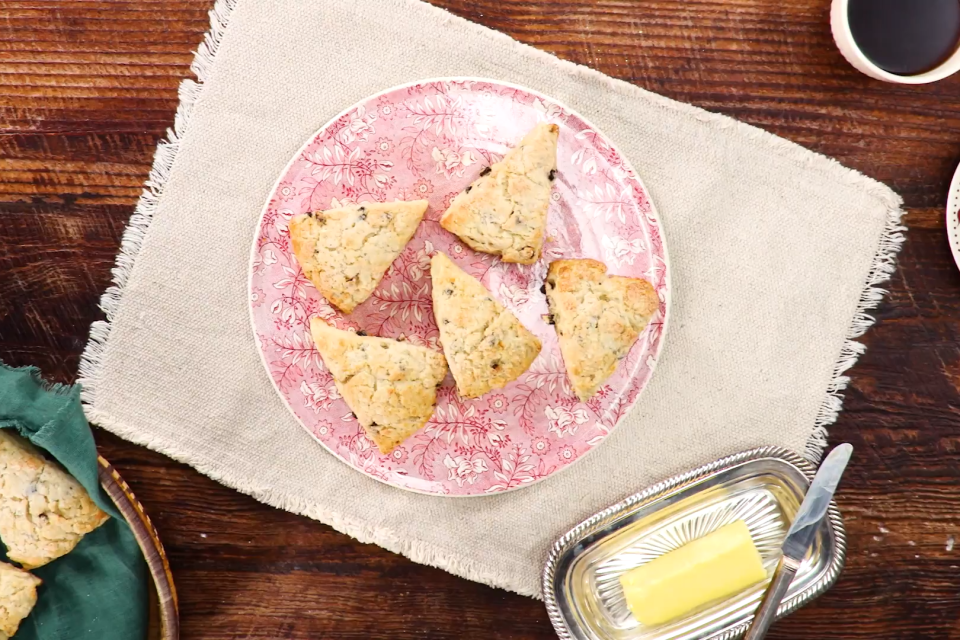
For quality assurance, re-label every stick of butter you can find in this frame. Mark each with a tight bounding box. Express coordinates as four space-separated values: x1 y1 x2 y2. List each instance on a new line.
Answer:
619 520 767 626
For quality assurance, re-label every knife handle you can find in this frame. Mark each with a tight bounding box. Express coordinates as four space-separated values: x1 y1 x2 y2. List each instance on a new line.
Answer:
743 556 800 640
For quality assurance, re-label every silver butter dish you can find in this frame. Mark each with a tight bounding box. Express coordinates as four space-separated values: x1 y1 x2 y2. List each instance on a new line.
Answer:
543 447 846 640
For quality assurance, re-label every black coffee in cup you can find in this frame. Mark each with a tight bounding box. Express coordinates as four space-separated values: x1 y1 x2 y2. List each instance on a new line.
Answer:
848 0 960 76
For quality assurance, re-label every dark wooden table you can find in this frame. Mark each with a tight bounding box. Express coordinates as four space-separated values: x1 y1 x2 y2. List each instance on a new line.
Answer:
2 1 960 637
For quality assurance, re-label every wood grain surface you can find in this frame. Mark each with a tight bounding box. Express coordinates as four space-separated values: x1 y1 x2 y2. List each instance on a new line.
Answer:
2 1 960 638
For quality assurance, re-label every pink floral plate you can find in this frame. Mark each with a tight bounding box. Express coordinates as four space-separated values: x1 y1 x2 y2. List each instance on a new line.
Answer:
248 78 670 496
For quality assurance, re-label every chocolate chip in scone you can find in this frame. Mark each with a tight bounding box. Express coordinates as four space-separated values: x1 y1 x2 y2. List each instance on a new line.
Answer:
549 169 556 181
444 288 454 296
543 314 554 325
465 185 472 194
479 166 492 177
442 319 449 325
491 360 501 370
356 330 367 336
539 284 546 294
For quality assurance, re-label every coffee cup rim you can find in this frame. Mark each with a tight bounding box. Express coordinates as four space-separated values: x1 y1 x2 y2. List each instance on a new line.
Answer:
831 0 960 84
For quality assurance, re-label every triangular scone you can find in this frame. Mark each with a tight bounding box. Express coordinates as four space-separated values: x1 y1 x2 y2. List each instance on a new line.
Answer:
440 123 559 264
431 252 541 398
0 562 41 639
309 318 447 454
545 259 659 401
290 200 427 313
0 431 109 569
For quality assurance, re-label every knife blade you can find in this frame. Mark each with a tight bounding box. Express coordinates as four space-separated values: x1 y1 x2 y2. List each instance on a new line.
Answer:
781 443 853 564
743 443 853 640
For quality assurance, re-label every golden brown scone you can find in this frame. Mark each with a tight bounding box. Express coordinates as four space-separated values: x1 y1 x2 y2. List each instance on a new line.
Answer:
289 200 427 313
431 252 541 398
0 431 109 570
0 561 41 639
545 259 658 401
440 123 559 264
309 318 447 453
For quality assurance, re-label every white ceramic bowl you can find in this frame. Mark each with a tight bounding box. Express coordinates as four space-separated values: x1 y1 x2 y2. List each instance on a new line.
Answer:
831 0 960 84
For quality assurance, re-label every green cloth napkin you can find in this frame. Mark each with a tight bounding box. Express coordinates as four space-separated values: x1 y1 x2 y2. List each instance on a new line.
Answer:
0 364 147 640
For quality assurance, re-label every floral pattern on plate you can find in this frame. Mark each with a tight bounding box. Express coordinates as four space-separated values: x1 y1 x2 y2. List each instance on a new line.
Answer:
249 78 669 496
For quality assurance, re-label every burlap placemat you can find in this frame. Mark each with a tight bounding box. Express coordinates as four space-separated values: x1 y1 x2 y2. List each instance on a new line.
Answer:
78 0 904 596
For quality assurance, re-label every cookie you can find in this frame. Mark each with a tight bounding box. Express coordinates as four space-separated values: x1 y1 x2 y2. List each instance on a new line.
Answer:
431 252 541 398
290 200 427 313
309 318 447 453
0 561 41 640
0 431 109 570
544 259 659 401
440 123 559 264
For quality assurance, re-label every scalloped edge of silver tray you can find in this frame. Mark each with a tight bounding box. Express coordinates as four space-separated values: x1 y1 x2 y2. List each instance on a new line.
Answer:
542 446 847 640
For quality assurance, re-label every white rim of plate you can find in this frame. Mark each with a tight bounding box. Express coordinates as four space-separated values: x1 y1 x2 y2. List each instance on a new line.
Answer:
246 77 673 497
947 161 960 269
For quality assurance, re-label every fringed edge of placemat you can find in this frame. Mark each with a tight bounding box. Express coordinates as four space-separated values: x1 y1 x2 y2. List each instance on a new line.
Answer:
805 200 905 461
77 0 242 405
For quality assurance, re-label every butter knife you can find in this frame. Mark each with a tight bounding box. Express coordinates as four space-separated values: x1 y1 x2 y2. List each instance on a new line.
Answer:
743 443 853 640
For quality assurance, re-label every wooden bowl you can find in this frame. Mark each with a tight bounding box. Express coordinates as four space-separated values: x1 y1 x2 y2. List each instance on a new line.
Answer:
97 457 179 640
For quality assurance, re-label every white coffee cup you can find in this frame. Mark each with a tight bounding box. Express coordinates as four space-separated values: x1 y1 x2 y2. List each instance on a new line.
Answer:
831 0 960 84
